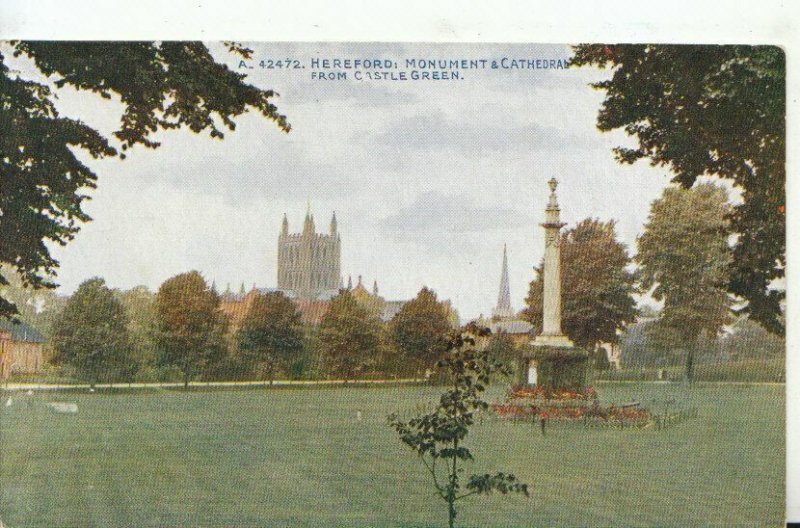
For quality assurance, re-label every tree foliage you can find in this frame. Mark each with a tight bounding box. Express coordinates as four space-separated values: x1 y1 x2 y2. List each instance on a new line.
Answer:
523 218 638 350
50 277 131 386
318 289 380 380
115 285 157 379
570 45 785 334
237 291 304 383
388 324 528 528
485 331 517 363
0 41 289 319
0 265 67 338
154 271 228 388
719 316 785 361
636 183 733 381
390 287 451 373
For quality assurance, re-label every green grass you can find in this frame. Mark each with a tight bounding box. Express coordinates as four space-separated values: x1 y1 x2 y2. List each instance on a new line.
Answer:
597 357 785 383
0 382 784 527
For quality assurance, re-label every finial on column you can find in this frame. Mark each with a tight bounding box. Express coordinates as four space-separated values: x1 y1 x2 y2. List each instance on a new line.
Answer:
547 178 560 210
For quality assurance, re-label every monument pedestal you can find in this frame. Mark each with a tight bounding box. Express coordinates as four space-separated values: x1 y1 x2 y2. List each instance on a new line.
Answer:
523 344 589 392
520 178 589 391
531 333 574 348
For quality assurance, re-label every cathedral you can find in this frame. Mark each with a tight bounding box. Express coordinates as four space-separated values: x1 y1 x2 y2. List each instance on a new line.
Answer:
277 208 341 300
219 208 459 330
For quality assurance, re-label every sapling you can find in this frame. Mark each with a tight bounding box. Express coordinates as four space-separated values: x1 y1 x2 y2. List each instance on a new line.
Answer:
388 323 529 528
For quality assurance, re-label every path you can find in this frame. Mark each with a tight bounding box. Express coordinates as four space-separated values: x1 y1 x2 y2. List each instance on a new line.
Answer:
1 378 422 392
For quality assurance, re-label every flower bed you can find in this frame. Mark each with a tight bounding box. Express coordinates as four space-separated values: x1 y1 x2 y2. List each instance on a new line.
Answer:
491 386 652 428
509 385 597 401
507 385 597 405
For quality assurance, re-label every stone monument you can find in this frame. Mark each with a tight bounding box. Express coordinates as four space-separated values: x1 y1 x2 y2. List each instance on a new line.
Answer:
523 178 588 389
532 178 574 348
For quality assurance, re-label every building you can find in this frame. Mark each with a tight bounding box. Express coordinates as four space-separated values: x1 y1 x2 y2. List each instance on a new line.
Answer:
277 208 341 301
0 319 45 379
220 209 459 330
492 244 515 320
221 207 341 328
220 284 335 327
487 244 532 343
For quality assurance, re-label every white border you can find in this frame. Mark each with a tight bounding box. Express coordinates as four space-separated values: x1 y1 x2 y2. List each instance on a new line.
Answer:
1 0 798 523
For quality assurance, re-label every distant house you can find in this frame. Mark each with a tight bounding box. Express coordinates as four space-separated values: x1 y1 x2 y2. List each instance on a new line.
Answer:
0 319 46 379
489 319 534 348
220 286 336 329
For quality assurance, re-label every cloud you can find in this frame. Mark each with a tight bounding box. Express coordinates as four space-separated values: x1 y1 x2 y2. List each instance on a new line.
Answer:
380 191 531 242
279 80 420 107
368 110 591 154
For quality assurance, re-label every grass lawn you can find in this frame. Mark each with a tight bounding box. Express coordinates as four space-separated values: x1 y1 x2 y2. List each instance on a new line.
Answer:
0 382 784 527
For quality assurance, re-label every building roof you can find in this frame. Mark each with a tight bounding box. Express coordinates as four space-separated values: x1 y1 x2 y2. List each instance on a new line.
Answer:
381 300 406 322
490 319 533 335
0 319 45 343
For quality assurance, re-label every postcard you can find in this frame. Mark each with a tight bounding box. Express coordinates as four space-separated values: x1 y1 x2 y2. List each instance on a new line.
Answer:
0 39 788 527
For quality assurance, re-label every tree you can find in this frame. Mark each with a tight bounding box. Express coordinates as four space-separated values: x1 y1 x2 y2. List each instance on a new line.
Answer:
115 286 158 379
50 277 131 387
593 347 612 371
388 324 529 528
523 218 638 351
0 265 67 339
318 289 380 380
719 316 785 361
636 183 733 381
570 45 785 334
390 287 451 375
154 271 228 388
0 41 290 320
237 291 304 384
485 331 517 363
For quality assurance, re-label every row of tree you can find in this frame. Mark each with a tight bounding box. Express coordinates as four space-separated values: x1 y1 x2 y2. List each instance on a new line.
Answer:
621 315 785 369
45 271 458 387
15 181 783 385
522 181 783 381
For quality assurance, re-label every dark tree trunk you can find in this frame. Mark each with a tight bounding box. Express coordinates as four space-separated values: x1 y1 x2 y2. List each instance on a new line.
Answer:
685 349 695 384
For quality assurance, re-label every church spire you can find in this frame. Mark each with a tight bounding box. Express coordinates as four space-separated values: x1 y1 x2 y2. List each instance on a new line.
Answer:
303 203 315 235
281 213 288 236
493 244 513 319
330 211 337 235
373 280 379 295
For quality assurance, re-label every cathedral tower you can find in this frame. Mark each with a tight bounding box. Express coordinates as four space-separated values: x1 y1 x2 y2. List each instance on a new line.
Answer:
277 208 341 300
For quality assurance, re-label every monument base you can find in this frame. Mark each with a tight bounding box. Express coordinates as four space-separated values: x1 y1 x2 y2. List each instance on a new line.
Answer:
520 341 589 392
531 333 575 348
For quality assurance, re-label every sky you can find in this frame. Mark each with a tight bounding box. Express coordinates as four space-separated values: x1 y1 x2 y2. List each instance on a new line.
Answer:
10 42 676 321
